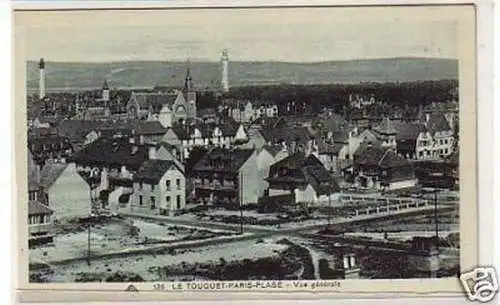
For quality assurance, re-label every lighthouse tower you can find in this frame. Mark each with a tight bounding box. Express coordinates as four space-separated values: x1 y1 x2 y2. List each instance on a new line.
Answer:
39 58 46 99
221 50 229 93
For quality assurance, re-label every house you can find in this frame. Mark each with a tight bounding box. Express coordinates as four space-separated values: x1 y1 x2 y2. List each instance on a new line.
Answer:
312 113 350 140
221 99 279 123
259 126 316 155
352 143 417 191
130 160 186 215
265 152 341 206
424 113 455 158
28 200 54 247
71 137 150 211
165 118 242 160
151 142 184 172
38 162 91 220
191 148 263 206
349 94 377 109
126 69 197 126
56 120 101 151
132 120 168 145
370 117 397 151
392 121 427 159
28 132 73 166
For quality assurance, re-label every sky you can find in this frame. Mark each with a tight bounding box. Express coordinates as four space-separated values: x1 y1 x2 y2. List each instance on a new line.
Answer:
21 8 459 63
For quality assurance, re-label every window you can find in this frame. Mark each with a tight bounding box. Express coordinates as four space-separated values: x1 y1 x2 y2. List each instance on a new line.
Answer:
139 195 143 206
139 182 143 191
166 180 171 191
151 196 156 209
29 192 37 201
444 139 448 145
166 196 171 203
151 184 155 191
176 178 181 190
176 195 182 209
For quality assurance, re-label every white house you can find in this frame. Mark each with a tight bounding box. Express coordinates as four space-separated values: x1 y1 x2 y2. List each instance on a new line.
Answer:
39 162 91 221
130 160 186 215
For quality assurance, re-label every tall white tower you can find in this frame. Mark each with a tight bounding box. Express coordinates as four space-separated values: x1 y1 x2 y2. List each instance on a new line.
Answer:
39 58 46 99
221 49 229 93
102 80 110 102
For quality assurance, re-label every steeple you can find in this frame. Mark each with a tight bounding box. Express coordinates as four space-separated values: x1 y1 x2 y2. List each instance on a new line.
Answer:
184 59 193 92
221 49 229 93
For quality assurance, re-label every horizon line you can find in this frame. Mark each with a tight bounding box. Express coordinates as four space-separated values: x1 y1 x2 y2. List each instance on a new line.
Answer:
26 56 459 65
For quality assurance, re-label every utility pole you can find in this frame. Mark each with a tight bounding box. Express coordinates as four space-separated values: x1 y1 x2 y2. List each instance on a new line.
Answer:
239 171 244 234
87 216 91 266
434 179 439 240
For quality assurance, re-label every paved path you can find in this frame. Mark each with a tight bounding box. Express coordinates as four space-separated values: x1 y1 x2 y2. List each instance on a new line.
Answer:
32 205 454 266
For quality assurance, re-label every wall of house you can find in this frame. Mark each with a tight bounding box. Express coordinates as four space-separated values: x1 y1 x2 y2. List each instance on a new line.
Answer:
256 150 275 198
269 188 291 196
416 132 434 160
48 163 91 220
317 193 341 204
388 179 418 190
239 153 261 205
432 131 454 157
84 131 100 147
130 167 186 215
294 184 317 204
317 154 336 172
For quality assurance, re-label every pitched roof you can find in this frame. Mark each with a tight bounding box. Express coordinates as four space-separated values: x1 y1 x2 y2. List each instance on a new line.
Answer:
392 121 426 140
134 160 183 184
28 200 53 216
72 137 149 169
130 91 179 113
134 121 168 135
193 148 255 174
57 120 97 142
378 150 413 169
260 126 315 144
312 114 348 133
261 144 284 157
268 153 341 195
39 163 69 189
317 141 343 155
427 114 452 134
354 144 387 166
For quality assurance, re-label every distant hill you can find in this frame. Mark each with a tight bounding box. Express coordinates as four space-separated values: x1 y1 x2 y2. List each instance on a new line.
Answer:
26 57 458 93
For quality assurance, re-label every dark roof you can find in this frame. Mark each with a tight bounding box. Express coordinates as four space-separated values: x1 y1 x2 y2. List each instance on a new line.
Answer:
134 121 168 135
193 148 255 174
262 144 284 157
268 153 341 195
260 126 314 144
392 121 426 140
354 145 411 169
171 119 240 140
317 141 343 155
57 120 97 142
28 200 53 216
185 147 209 175
331 131 349 143
198 108 217 118
72 137 149 170
39 163 69 189
130 91 178 111
427 114 452 134
312 114 348 133
134 160 183 184
28 127 58 138
354 145 387 166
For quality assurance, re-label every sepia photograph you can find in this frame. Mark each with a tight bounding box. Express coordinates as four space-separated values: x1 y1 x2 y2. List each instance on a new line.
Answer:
12 4 478 299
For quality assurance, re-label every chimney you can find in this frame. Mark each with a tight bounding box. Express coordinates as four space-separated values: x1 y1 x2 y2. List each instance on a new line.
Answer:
149 146 157 160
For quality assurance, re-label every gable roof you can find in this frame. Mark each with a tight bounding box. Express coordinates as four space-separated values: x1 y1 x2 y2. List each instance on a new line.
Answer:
268 153 341 195
57 120 97 142
39 163 69 189
134 121 168 135
392 121 426 141
261 144 285 157
134 160 183 184
193 148 255 174
260 126 315 144
72 137 149 170
427 114 452 134
353 144 387 166
28 200 54 216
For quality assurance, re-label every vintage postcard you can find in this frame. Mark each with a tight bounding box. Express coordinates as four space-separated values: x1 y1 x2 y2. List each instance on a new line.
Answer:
12 2 481 303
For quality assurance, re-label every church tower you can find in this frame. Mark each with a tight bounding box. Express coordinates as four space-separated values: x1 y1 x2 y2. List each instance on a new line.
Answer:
221 49 229 93
184 60 197 118
39 58 46 99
